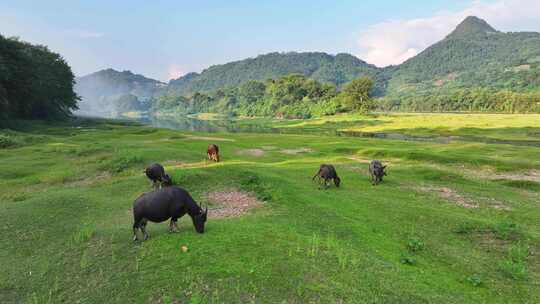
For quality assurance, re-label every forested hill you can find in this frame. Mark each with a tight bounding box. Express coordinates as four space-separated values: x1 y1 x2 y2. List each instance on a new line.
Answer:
168 52 384 95
386 16 540 96
75 69 166 116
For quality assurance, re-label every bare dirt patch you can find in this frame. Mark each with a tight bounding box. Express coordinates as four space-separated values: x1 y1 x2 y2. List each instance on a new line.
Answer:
261 145 277 151
65 171 112 187
206 190 263 218
417 186 479 209
493 170 540 183
236 148 266 157
279 147 312 155
341 164 369 176
185 135 235 142
471 231 513 254
459 167 540 184
162 160 192 167
483 197 512 211
346 156 371 164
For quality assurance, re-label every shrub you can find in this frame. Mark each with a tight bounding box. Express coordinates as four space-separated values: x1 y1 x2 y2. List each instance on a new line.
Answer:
102 151 144 173
400 254 417 266
0 134 21 148
407 237 425 253
466 275 483 287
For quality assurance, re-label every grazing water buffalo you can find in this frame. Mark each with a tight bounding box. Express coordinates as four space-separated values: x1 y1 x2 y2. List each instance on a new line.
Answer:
132 186 208 241
313 164 341 189
369 160 387 185
207 144 220 162
145 163 173 190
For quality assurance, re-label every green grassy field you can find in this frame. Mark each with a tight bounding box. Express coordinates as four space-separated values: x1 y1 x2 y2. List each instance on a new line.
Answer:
1 117 539 303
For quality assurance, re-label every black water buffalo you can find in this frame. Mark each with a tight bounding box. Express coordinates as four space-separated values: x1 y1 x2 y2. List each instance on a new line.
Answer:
132 186 208 241
369 160 387 185
145 163 172 190
207 144 220 162
313 164 341 189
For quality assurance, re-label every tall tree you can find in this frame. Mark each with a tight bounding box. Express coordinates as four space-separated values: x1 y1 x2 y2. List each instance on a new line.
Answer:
0 34 79 120
341 76 374 113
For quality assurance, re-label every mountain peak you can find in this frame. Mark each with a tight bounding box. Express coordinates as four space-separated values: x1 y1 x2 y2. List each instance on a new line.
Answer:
449 16 497 37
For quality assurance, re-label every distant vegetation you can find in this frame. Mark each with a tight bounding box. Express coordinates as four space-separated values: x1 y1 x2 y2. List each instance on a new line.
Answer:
153 74 374 119
167 52 383 96
75 69 164 117
0 34 78 121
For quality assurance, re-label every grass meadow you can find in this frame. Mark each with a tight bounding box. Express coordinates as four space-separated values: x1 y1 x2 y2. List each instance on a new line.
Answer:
1 115 539 303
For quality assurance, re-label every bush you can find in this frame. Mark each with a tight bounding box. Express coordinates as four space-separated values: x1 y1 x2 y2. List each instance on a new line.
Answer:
400 254 417 266
0 134 20 148
498 243 529 280
102 151 144 173
407 237 425 253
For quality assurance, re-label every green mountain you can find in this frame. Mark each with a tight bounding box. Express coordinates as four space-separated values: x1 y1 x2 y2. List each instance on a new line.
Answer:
387 16 540 96
77 16 540 116
168 52 384 95
75 69 166 116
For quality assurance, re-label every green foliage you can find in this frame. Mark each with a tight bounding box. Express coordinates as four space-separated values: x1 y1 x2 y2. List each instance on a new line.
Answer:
399 254 417 266
378 88 540 113
493 222 522 240
167 52 381 96
153 74 356 118
406 237 425 253
466 275 483 287
101 151 144 173
340 76 374 113
0 134 22 148
0 35 79 119
499 243 529 280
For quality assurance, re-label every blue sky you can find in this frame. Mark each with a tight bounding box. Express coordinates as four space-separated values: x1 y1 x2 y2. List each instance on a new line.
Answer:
1 0 537 81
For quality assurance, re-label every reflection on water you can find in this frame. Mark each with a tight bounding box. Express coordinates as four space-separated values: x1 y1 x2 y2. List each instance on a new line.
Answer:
139 115 540 147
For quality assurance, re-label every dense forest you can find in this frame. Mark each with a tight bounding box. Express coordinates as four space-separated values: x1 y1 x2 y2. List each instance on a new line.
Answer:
153 74 374 119
168 52 384 96
0 34 78 120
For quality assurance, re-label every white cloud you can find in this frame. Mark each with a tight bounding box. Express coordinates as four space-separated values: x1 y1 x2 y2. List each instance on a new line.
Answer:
65 29 104 39
357 0 540 67
167 64 186 80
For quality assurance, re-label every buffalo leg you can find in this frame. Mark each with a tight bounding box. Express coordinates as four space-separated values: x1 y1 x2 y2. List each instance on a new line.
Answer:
140 219 149 240
132 220 141 241
132 226 139 241
169 219 179 233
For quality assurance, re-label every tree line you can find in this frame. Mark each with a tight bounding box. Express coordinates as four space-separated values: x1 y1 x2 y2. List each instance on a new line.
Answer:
0 34 78 120
379 88 540 113
153 74 374 119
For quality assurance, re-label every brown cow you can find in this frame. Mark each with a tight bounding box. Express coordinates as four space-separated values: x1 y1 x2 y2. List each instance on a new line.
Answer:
207 144 220 162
